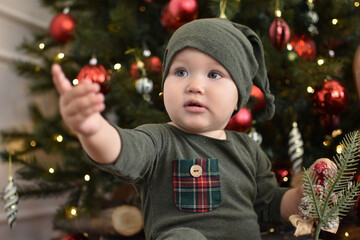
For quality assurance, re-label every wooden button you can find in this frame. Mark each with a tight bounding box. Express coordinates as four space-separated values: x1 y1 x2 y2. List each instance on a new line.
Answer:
190 164 202 178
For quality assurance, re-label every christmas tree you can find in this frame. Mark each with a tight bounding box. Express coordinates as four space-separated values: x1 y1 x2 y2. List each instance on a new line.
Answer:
1 0 360 239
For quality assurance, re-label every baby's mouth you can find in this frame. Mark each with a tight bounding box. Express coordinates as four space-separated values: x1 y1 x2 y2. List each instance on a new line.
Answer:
184 100 206 112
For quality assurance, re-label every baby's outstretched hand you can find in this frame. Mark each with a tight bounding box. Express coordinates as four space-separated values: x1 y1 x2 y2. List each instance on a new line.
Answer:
52 64 105 137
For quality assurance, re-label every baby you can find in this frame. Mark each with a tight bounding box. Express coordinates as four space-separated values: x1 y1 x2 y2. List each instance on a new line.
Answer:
52 18 333 239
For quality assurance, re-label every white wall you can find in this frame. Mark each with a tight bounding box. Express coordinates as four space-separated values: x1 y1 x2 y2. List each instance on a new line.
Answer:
0 1 65 239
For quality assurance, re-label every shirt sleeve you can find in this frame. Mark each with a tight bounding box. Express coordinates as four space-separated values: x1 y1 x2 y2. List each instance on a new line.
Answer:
253 143 289 224
83 124 157 184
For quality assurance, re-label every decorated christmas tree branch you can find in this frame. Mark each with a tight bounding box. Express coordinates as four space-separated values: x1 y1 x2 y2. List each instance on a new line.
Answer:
290 130 360 240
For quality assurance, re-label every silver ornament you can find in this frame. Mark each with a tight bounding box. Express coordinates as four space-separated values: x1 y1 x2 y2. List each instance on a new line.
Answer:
288 122 304 175
135 77 153 95
3 177 19 228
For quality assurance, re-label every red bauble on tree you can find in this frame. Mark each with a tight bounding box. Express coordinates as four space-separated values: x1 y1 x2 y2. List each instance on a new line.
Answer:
145 56 162 75
168 0 198 22
49 9 76 44
313 79 348 116
226 107 253 133
77 58 111 94
161 0 198 32
269 17 291 51
291 34 317 61
130 62 141 80
161 4 183 32
249 85 266 114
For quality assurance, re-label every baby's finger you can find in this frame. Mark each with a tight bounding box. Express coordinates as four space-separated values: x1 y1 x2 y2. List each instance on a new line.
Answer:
52 64 73 95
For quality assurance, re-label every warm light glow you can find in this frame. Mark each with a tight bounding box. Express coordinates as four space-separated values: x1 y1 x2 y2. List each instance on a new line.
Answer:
114 63 122 70
49 168 55 174
137 60 145 68
57 53 65 59
30 140 37 147
143 49 151 57
329 50 335 57
275 10 282 17
345 232 349 237
331 129 342 138
355 2 359 7
269 228 275 233
332 18 338 25
283 177 289 182
84 174 90 181
39 43 45 49
288 52 297 61
139 6 146 12
73 79 79 85
70 207 78 216
307 86 314 93
55 134 63 142
317 59 325 65
336 144 343 154
286 43 293 51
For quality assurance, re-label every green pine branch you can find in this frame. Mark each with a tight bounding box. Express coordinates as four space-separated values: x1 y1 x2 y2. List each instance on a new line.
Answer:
302 130 360 240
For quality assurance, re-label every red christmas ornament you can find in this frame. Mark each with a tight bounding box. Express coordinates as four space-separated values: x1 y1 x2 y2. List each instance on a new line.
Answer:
249 85 266 114
290 34 317 61
145 56 162 75
130 62 141 80
77 58 111 94
226 107 253 133
161 3 184 32
49 12 76 43
168 0 198 22
269 17 291 51
313 79 348 116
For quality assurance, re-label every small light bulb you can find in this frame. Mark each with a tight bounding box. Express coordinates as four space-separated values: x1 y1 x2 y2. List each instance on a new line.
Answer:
30 140 37 147
57 53 65 59
275 10 282 17
84 174 90 181
72 79 79 85
332 18 338 25
345 232 349 237
336 144 343 154
114 63 121 70
70 207 77 216
317 59 325 65
307 86 314 93
55 134 63 142
286 43 293 51
269 228 275 233
143 49 151 57
49 168 55 174
354 2 359 7
39 43 45 50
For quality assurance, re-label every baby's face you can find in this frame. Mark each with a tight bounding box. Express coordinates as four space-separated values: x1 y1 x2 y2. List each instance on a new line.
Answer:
163 48 238 138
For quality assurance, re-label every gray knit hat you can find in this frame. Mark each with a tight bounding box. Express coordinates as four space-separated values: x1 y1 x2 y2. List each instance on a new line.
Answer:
162 18 275 120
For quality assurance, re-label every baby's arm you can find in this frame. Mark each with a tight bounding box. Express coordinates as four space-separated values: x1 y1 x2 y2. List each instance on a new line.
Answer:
280 158 335 222
52 64 121 164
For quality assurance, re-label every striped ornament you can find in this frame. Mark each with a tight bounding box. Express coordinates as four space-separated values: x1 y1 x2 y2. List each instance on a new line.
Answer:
288 122 304 175
3 177 19 228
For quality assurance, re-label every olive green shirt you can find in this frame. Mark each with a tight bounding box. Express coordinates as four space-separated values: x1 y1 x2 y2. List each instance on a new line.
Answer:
87 123 288 239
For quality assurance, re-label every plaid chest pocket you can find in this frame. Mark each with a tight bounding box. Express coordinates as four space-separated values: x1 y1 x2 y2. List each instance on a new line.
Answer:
173 158 221 212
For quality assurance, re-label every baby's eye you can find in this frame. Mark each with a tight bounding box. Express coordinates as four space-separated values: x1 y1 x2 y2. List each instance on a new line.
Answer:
208 72 221 79
175 69 188 77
